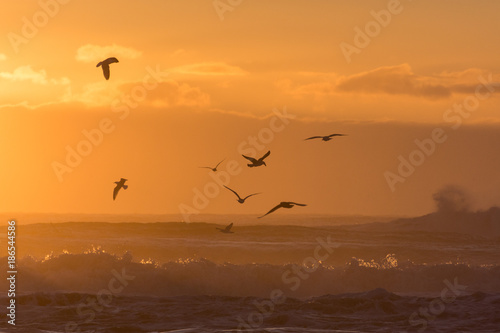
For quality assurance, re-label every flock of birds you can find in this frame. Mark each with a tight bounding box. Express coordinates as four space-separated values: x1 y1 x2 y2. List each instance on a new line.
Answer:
199 150 309 220
101 57 347 232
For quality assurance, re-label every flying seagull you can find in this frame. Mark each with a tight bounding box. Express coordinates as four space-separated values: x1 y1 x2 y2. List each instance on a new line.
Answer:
305 134 347 141
216 222 234 234
223 185 260 204
113 178 128 200
96 57 119 80
200 159 225 172
258 201 307 218
242 151 270 168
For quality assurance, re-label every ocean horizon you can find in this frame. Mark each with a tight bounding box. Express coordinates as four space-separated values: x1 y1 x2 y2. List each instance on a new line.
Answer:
1 211 499 332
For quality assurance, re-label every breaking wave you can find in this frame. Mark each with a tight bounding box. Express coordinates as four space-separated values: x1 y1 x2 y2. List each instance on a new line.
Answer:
2 251 500 298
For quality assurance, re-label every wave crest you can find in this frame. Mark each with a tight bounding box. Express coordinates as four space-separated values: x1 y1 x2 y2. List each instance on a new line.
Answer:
2 252 500 298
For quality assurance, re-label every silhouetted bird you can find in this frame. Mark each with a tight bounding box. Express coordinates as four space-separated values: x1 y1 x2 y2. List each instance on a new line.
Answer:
258 202 307 218
97 57 119 80
224 185 260 204
305 134 347 141
200 159 224 172
243 151 270 167
216 222 234 233
113 178 128 200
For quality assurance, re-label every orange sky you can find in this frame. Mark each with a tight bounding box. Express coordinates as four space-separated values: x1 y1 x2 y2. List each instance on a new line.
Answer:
1 0 500 218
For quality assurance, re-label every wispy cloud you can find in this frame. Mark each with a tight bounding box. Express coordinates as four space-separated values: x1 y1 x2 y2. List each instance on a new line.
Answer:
70 81 124 106
140 80 210 108
0 66 71 108
336 64 452 98
72 79 210 109
75 44 142 63
169 62 247 76
0 66 69 85
278 64 500 100
0 54 7 61
275 78 337 97
170 49 186 58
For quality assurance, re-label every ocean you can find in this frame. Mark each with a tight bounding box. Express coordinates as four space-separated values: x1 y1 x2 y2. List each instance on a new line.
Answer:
1 213 499 332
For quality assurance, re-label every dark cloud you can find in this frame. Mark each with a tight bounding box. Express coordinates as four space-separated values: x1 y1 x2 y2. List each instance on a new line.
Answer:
335 64 487 99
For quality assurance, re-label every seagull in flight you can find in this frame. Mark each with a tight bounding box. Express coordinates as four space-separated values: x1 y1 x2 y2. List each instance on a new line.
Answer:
258 202 307 218
305 134 347 142
96 57 119 80
113 178 128 200
224 185 260 204
216 222 234 234
242 151 270 168
199 159 224 172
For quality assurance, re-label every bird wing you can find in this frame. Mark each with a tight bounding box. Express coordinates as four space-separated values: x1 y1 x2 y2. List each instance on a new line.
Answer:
101 64 110 80
199 166 213 169
289 202 307 206
106 57 119 64
242 155 257 163
259 150 271 161
243 193 261 200
225 223 233 232
215 159 225 169
223 186 241 200
305 136 322 140
258 203 283 218
328 134 346 137
113 185 120 200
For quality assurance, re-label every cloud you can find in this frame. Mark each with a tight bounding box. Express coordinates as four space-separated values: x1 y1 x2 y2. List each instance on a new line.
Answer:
170 49 186 58
169 62 247 76
73 79 210 109
76 44 142 63
123 80 210 108
0 54 6 61
278 64 500 100
336 64 453 98
71 81 123 106
276 78 337 97
0 66 70 108
0 66 69 85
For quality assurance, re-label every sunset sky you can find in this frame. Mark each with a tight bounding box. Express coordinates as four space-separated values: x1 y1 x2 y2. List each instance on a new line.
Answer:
1 0 500 218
